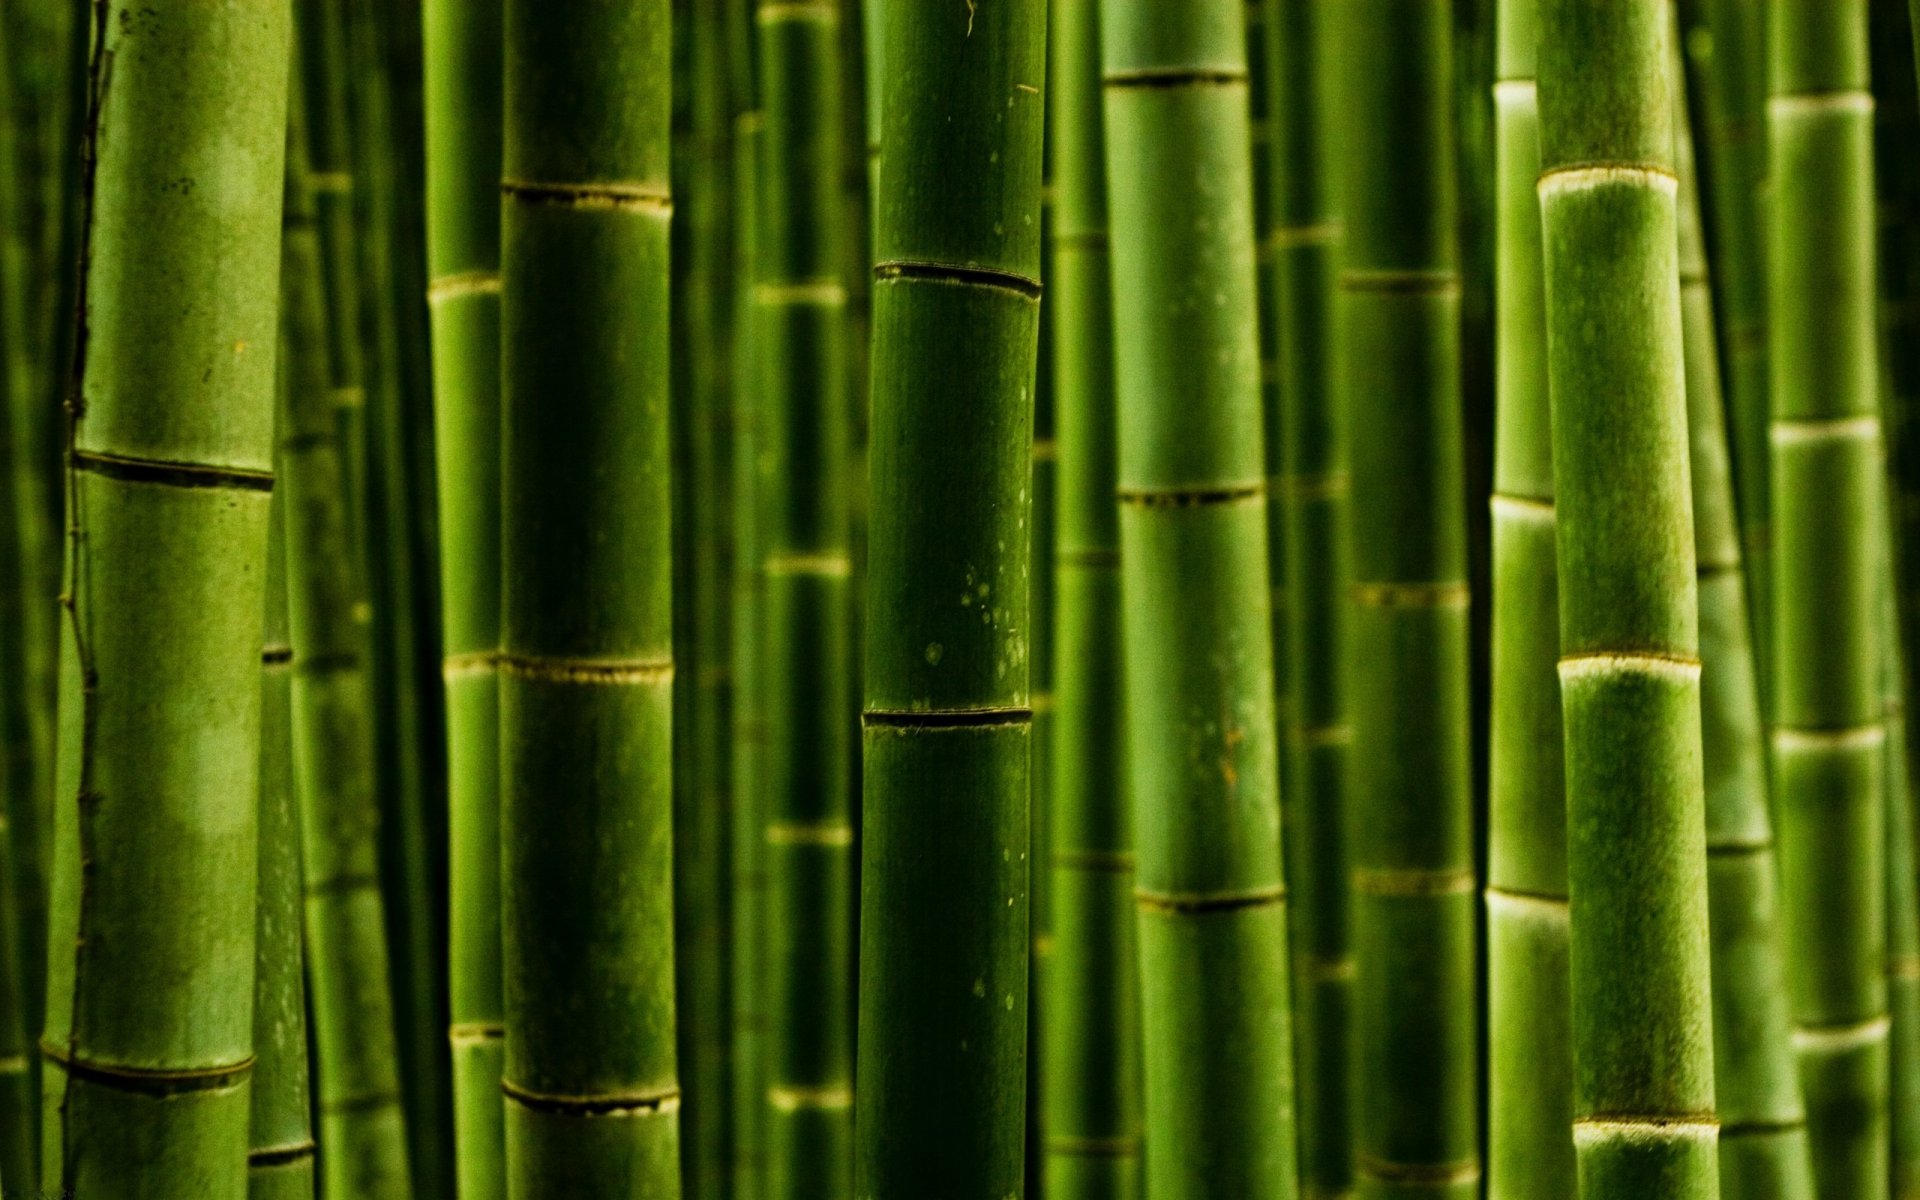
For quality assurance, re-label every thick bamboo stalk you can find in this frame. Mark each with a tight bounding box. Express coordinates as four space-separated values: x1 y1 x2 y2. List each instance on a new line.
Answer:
1266 1 1352 1193
1768 2 1889 1195
280 99 415 1200
249 489 316 1200
753 2 854 1196
1535 1 1719 1195
1044 0 1140 1195
500 1 681 1192
1678 51 1817 1198
856 1 1043 1192
1486 1 1573 1195
1334 2 1479 1195
1101 5 1295 1196
40 1 288 1193
422 0 505 1188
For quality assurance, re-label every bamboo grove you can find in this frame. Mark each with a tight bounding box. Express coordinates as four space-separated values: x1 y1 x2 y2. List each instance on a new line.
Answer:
11 0 1920 1197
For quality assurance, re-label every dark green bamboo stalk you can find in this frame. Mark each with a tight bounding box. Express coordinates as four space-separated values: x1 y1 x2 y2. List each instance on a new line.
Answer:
1101 5 1294 1196
1335 2 1479 1194
0 779 27 1193
1678 50 1817 1198
753 3 853 1196
1045 0 1140 1195
422 0 505 1189
1535 1 1718 1194
40 1 288 1192
1486 1 1573 1195
1768 2 1889 1194
500 1 680 1192
280 94 414 1200
857 0 1043 1192
1882 524 1919 1200
250 487 316 1200
1266 1 1352 1193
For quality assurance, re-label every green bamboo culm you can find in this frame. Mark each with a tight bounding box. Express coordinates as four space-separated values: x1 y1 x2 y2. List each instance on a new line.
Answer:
1264 1 1352 1194
753 1 854 1195
1485 0 1573 1194
249 489 315 1200
500 0 681 1192
1881 489 1920 1200
39 0 289 1193
1334 1 1480 1194
280 86 415 1200
1045 0 1141 1194
1101 4 1295 1196
422 0 505 1190
1534 1 1720 1195
1768 1 1890 1195
856 0 1043 1191
1676 46 1818 1199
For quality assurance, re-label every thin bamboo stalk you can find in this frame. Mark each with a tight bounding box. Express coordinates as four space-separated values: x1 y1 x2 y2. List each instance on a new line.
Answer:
753 2 855 1197
856 0 1044 1191
1486 1 1573 1194
1677 45 1817 1197
40 1 289 1192
1335 1 1479 1194
1044 0 1140 1195
1102 5 1294 1196
1535 0 1718 1194
499 0 681 1190
1266 1 1352 1193
421 0 505 1187
280 90 414 1199
1768 2 1889 1194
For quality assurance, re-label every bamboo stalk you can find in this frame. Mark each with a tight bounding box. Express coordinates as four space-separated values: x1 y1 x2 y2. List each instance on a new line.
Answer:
1486 0 1573 1194
1535 1 1719 1194
1044 0 1140 1195
1768 1 1889 1194
249 482 316 1200
1677 44 1817 1197
40 1 289 1192
856 0 1043 1191
280 88 415 1200
752 2 854 1196
1101 5 1295 1196
499 0 681 1191
1334 2 1480 1194
421 0 505 1188
1266 0 1352 1193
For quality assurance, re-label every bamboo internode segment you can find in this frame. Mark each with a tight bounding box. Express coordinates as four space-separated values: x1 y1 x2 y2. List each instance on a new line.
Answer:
1768 1 1888 1195
499 0 680 1193
1103 3 1295 1196
1536 1 1720 1197
855 0 1043 1194
1335 3 1479 1197
41 1 289 1195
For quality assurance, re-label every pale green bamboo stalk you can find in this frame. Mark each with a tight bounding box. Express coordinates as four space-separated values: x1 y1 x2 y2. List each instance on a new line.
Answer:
1535 0 1719 1194
1485 1 1573 1194
1768 2 1889 1194
41 1 289 1192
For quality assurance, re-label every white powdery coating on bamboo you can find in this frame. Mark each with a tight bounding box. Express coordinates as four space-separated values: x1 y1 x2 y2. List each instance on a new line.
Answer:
497 654 675 685
762 552 854 577
765 821 854 847
1493 79 1537 104
1792 1015 1891 1054
428 270 502 304
767 1085 853 1112
1490 492 1554 521
1769 414 1881 445
1767 91 1875 118
1484 887 1570 918
1771 723 1886 752
1572 1118 1719 1150
1557 652 1702 685
1537 163 1679 199
755 0 839 23
753 280 849 307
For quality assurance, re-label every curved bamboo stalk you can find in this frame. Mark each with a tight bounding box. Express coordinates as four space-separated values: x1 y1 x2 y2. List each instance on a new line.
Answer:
422 0 505 1189
1486 1 1573 1194
856 1 1044 1192
40 1 289 1192
1535 2 1719 1195
1767 2 1889 1194
753 2 854 1195
1102 4 1296 1195
1044 0 1140 1194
